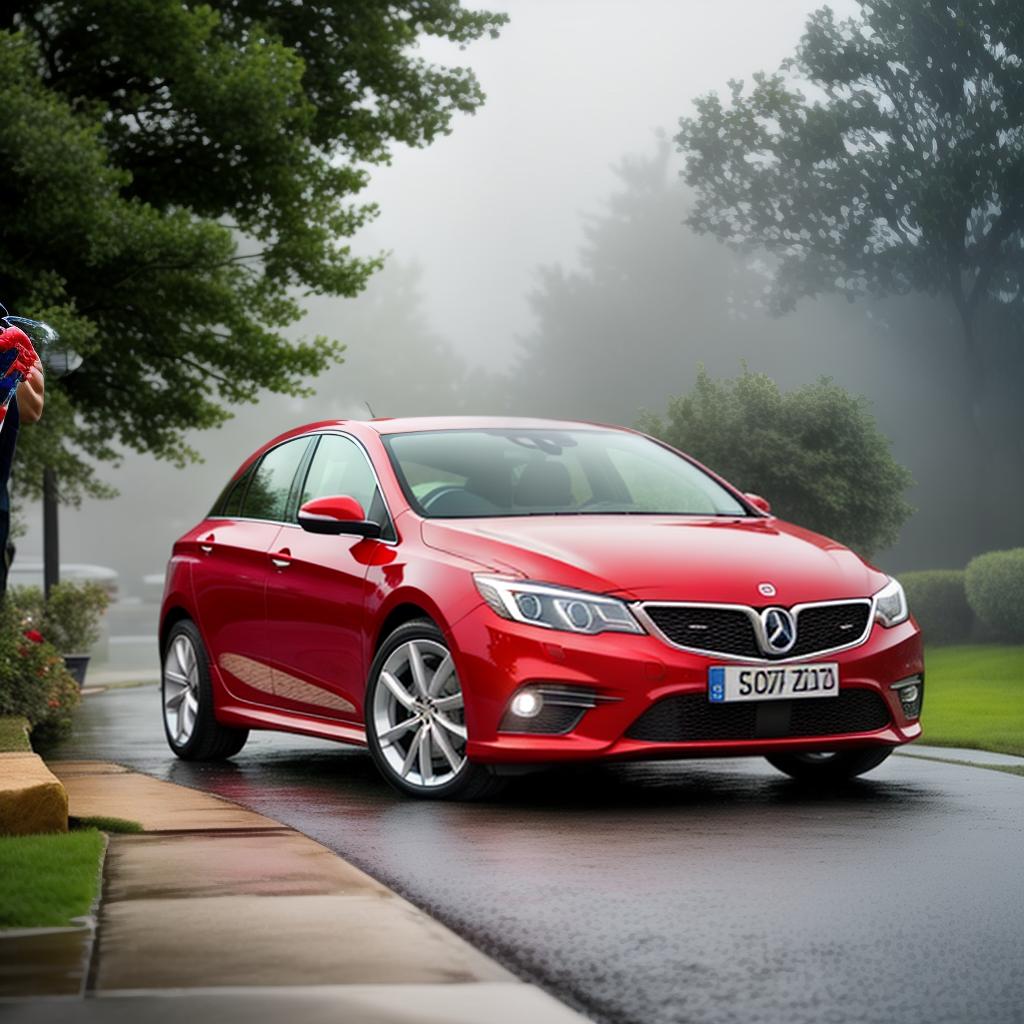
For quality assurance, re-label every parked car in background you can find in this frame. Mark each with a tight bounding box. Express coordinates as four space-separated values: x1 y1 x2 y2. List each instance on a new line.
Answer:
160 417 923 799
8 562 118 600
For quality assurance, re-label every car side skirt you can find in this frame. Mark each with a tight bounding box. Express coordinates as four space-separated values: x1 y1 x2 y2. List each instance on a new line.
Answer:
216 702 368 747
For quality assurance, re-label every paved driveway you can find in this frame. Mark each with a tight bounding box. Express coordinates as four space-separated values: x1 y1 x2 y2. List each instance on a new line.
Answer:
54 685 1024 1024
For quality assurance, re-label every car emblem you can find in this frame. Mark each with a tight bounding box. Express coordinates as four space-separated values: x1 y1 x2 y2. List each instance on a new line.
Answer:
758 582 776 597
760 607 796 655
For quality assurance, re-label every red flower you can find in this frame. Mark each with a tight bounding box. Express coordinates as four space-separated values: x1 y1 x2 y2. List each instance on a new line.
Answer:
22 629 44 644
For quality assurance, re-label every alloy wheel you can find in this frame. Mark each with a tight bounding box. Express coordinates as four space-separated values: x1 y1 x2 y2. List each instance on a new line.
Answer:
372 639 468 789
163 632 200 746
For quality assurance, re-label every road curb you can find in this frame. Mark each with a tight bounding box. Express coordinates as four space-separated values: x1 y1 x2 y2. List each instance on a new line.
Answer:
2 761 592 1023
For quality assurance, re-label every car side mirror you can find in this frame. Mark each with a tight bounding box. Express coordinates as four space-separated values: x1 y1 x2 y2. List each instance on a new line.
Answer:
744 493 772 515
298 495 382 538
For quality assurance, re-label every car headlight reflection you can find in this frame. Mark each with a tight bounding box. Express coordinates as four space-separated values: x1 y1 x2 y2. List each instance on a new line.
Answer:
474 575 645 635
874 576 909 627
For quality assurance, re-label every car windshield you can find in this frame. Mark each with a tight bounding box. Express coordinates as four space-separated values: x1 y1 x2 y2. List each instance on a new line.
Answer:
383 428 750 518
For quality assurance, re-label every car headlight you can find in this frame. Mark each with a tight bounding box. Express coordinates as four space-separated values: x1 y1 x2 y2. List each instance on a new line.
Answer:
474 575 645 635
874 576 909 627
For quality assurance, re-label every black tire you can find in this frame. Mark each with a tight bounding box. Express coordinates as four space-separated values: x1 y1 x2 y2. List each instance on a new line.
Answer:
162 619 249 761
765 746 894 783
365 619 505 801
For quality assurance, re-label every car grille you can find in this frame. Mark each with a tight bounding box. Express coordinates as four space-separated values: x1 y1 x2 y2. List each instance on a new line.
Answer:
625 689 891 743
790 603 872 658
498 704 585 734
641 601 871 660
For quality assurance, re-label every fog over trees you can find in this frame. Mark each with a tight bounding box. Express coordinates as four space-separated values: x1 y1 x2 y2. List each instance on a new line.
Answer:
507 145 1021 571
13 0 1023 594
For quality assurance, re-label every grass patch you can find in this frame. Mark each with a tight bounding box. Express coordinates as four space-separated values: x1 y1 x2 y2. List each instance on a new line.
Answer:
0 828 105 928
0 716 30 752
70 815 143 834
922 645 1024 758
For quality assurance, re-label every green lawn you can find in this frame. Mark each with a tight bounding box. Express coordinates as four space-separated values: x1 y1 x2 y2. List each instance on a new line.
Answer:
922 645 1024 758
0 716 31 752
0 828 106 928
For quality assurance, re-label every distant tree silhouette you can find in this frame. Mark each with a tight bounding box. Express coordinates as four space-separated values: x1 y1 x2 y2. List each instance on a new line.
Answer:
513 143 764 423
677 0 1024 491
297 261 513 420
511 142 1020 566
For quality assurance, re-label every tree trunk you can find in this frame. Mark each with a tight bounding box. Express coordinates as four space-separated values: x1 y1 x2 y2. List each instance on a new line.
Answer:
43 467 59 597
955 309 995 551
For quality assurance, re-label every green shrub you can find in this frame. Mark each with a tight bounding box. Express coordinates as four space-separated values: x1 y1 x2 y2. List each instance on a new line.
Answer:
638 367 913 557
8 581 109 653
0 602 79 741
901 570 974 645
0 716 31 752
965 548 1024 641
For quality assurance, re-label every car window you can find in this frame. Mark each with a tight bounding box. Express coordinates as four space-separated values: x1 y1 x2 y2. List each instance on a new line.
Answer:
300 434 381 518
241 437 312 522
384 429 747 518
218 465 254 517
604 446 719 514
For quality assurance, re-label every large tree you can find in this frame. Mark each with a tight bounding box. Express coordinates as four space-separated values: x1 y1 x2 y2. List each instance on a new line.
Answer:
676 0 1024 432
0 2 504 502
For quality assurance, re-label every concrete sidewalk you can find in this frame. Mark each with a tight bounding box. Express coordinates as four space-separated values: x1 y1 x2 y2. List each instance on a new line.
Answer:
895 743 1024 768
2 761 590 1024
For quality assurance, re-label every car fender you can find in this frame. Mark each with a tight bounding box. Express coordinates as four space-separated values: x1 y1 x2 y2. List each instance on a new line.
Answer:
158 554 196 654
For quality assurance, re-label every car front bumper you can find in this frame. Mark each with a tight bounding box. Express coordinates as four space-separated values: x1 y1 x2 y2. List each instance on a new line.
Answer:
447 603 924 765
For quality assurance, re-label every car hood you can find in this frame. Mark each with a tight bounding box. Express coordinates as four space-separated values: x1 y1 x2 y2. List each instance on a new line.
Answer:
420 516 886 605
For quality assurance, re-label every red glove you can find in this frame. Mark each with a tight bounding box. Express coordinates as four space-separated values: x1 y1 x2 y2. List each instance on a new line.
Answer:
0 325 39 377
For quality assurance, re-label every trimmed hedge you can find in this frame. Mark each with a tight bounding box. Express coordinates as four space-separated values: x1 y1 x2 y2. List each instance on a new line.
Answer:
901 570 974 645
965 548 1024 642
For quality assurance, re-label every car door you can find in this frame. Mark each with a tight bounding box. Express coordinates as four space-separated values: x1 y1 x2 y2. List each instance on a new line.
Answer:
264 432 393 723
192 435 313 710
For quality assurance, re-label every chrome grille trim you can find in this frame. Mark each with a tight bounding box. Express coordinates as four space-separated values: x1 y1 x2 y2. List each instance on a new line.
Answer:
632 598 874 662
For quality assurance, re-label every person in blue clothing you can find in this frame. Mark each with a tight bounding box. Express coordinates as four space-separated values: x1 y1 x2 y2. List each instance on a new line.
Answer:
0 357 44 596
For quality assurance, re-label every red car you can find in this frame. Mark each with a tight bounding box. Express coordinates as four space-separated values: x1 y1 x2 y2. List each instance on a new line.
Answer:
160 417 923 799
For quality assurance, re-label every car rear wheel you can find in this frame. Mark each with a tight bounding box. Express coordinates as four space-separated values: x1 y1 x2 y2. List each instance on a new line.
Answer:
765 746 893 783
366 619 503 800
162 619 248 761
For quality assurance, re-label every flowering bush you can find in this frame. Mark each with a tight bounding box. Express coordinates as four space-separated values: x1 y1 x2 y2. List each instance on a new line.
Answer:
0 601 79 742
8 581 109 653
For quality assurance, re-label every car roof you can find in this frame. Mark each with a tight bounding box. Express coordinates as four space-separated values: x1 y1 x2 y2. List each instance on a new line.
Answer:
270 415 630 440
234 416 640 481
363 415 624 435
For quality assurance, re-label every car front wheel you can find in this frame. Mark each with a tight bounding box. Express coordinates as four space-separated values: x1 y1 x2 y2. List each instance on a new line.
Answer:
366 619 503 800
765 746 894 783
162 619 248 760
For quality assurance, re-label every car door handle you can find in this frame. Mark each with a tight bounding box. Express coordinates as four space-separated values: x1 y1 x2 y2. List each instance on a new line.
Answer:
270 548 292 569
199 533 215 554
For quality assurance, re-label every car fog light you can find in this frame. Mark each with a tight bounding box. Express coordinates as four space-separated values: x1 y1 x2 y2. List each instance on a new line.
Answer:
891 675 924 719
510 689 543 718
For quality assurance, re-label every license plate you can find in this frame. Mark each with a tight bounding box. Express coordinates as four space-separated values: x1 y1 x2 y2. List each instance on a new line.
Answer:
708 663 839 703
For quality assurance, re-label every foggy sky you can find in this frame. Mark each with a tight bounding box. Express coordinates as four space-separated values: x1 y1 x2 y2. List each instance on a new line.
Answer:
19 0 866 596
355 0 859 368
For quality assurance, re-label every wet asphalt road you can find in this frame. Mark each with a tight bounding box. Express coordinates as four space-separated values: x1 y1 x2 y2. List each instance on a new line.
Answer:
53 684 1024 1024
